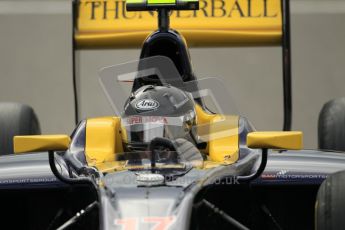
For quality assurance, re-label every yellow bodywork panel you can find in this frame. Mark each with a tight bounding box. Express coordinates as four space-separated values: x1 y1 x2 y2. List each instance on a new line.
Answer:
95 161 127 173
13 135 71 153
76 0 282 48
195 104 217 125
195 105 239 163
208 115 239 163
247 131 303 150
85 117 123 166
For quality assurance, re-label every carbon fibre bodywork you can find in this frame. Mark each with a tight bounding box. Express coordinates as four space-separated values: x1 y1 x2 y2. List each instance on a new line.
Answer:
1 150 344 189
1 149 345 229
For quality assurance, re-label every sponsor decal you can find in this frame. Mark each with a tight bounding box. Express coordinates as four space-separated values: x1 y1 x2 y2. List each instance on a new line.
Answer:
126 116 168 125
261 172 328 180
127 116 143 124
76 0 282 47
135 99 160 111
276 169 288 176
78 0 279 21
0 177 57 184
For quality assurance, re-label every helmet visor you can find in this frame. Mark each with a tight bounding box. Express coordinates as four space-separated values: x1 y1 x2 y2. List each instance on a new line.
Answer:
122 115 193 144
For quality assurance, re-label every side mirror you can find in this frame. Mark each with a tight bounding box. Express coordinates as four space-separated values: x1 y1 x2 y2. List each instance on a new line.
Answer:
238 131 303 183
247 131 303 150
13 135 70 153
13 135 99 189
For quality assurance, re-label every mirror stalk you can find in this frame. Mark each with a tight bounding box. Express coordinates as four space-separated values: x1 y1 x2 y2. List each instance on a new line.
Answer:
48 151 98 187
237 148 268 182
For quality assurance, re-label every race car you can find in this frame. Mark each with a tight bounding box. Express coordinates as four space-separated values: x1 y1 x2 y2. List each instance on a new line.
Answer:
1 0 345 230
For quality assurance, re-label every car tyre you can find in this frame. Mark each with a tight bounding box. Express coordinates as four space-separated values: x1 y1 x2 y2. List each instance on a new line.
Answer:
315 170 345 230
0 103 41 155
318 98 345 151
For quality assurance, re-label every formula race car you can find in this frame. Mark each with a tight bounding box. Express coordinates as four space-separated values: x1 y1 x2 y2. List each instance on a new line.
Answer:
1 0 345 230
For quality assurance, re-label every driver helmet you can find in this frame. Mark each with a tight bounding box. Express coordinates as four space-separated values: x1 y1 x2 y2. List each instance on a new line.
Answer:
121 85 197 151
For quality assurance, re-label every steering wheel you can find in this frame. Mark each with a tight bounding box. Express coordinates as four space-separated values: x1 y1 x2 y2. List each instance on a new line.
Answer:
149 137 178 169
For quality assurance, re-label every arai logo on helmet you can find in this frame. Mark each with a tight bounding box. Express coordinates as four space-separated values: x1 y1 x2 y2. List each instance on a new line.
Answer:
135 99 159 111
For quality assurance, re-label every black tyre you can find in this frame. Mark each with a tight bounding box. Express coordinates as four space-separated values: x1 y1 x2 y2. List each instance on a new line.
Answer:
318 98 345 151
315 170 345 230
0 103 41 155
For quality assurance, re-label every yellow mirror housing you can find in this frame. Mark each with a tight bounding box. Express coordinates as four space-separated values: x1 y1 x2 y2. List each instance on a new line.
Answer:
247 131 303 150
14 135 71 154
